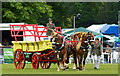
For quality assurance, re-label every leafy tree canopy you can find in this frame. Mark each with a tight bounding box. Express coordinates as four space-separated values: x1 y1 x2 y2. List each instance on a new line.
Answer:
2 2 120 28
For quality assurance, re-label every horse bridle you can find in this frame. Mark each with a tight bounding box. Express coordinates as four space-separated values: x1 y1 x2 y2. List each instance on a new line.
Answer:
80 34 94 50
51 34 65 50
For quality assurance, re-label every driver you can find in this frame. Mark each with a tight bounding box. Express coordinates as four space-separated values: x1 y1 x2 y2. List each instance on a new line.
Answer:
46 18 56 40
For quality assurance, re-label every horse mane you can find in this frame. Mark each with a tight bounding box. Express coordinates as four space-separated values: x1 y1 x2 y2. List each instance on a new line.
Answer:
74 32 94 51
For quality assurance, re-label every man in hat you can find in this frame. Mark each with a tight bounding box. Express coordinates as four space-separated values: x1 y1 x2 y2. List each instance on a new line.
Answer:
91 38 102 70
46 18 56 40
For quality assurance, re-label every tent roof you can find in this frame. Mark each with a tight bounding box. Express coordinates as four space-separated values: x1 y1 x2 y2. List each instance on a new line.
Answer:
87 24 106 33
100 24 119 37
64 27 101 36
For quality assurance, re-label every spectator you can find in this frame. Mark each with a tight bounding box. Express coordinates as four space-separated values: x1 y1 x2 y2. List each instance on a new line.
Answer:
104 44 112 63
2 39 9 46
91 38 102 70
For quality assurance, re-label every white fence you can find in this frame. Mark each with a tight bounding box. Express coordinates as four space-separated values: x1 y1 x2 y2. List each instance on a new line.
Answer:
69 48 120 64
86 48 120 64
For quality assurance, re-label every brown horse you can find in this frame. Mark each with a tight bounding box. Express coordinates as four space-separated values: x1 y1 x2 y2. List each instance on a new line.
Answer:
72 32 94 70
69 32 82 69
51 32 70 71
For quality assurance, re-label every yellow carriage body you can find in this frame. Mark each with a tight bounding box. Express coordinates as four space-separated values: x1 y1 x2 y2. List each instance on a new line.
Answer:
12 40 53 52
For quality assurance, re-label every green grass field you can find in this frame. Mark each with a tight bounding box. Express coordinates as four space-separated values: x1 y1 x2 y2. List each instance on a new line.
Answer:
1 63 118 74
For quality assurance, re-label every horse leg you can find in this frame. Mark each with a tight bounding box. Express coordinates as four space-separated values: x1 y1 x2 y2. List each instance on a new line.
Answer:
57 53 62 71
64 47 71 70
57 61 60 71
73 52 78 70
57 55 64 71
83 58 86 70
83 52 88 70
57 60 65 71
63 53 69 70
79 55 83 70
57 58 64 71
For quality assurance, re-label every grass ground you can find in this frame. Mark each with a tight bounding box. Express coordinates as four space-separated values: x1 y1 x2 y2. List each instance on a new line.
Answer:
1 63 118 74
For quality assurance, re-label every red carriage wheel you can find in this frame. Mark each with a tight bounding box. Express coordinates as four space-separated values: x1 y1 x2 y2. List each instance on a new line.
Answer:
40 56 51 69
32 53 39 69
14 49 25 69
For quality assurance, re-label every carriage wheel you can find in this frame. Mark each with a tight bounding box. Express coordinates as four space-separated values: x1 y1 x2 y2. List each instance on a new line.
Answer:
14 49 25 69
32 53 39 69
40 56 51 69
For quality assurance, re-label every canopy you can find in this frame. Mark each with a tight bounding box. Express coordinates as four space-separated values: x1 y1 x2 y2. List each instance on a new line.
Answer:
95 35 115 41
64 27 101 36
100 24 119 37
87 24 106 33
115 37 120 42
95 35 104 38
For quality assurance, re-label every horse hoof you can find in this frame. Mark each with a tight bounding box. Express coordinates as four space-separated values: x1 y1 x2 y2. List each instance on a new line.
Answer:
73 68 79 70
65 66 69 69
75 69 79 70
79 68 83 70
72 67 76 70
57 69 60 71
61 67 66 70
82 68 85 71
65 69 69 71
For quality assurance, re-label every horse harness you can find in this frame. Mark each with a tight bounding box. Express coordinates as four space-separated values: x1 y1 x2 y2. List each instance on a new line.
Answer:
52 33 93 53
79 34 93 52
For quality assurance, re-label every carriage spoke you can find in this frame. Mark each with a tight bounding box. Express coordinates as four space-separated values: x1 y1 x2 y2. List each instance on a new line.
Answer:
14 49 25 69
43 62 45 68
14 58 19 62
40 57 51 69
45 63 47 68
32 53 39 69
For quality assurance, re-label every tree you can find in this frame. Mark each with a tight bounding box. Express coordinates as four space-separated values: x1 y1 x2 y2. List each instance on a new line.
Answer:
2 2 120 28
2 2 53 25
47 2 77 28
96 2 120 24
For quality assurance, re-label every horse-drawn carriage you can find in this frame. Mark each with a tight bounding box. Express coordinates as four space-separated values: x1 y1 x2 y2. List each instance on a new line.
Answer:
10 24 62 69
10 24 94 70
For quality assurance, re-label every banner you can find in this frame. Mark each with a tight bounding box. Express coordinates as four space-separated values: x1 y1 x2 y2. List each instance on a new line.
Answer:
0 48 3 64
3 48 14 63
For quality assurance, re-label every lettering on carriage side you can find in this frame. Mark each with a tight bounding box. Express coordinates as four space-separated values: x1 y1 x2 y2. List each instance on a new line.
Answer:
36 42 39 50
19 43 23 50
31 43 35 50
26 43 29 51
48 42 52 46
46 42 49 46
44 42 48 47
